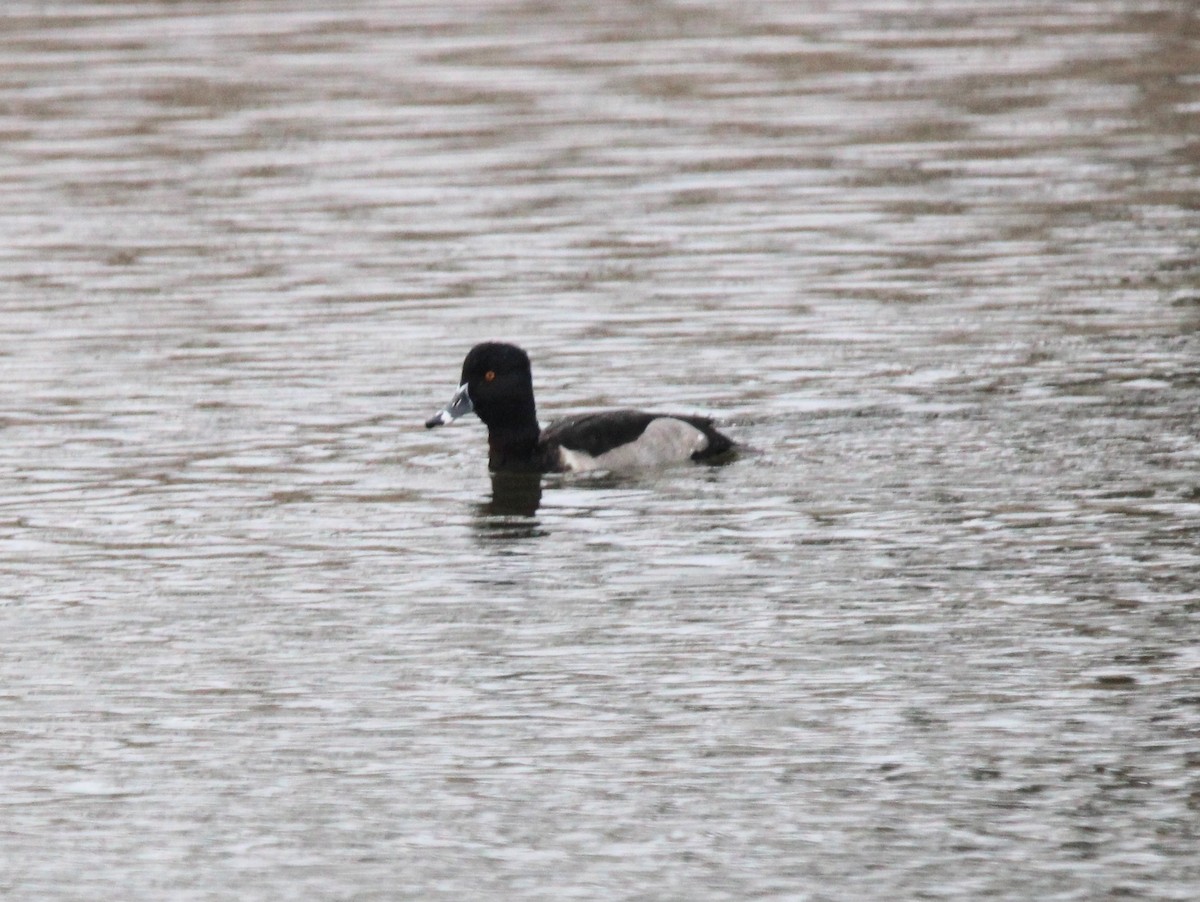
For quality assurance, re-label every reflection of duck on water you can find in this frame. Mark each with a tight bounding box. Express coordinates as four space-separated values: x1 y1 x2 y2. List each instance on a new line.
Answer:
480 471 542 518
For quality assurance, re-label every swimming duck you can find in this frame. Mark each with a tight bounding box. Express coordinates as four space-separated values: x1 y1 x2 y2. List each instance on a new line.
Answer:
425 342 734 473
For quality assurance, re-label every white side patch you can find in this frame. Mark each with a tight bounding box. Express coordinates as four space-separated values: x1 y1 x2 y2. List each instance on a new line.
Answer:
557 417 709 473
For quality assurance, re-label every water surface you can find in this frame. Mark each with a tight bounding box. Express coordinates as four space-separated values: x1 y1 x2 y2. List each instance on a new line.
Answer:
2 1 1199 899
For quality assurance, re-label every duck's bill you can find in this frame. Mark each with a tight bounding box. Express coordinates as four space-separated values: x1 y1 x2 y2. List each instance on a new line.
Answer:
424 383 473 428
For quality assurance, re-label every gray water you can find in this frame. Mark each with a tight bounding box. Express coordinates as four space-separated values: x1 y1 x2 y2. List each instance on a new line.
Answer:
2 1 1199 899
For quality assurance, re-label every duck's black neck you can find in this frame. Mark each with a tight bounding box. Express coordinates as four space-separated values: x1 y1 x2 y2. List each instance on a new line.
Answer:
480 398 541 471
487 425 542 471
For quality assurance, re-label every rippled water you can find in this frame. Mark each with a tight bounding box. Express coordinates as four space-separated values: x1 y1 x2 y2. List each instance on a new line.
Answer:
2 1 1199 899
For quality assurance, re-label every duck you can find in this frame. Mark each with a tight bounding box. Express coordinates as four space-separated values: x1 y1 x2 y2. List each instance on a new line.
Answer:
425 342 735 473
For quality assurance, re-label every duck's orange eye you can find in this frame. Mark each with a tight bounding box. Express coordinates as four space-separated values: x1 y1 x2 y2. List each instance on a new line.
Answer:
484 370 496 382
